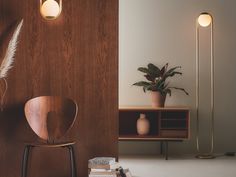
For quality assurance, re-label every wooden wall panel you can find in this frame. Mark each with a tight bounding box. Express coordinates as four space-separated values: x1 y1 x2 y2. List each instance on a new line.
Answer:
0 0 118 177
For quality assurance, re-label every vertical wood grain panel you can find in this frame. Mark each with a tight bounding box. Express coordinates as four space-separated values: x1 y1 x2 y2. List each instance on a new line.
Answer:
0 0 118 177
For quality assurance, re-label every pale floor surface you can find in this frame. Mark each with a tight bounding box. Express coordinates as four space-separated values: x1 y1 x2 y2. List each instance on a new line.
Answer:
119 155 236 177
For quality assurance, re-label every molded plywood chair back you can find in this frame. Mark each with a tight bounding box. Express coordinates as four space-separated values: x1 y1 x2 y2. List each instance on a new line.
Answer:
24 96 78 143
22 96 78 177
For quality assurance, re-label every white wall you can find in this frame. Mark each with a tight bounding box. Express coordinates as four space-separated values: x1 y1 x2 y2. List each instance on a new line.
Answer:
119 0 236 155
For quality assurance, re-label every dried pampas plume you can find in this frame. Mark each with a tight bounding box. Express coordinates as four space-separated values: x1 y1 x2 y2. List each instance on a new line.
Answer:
0 19 23 78
0 19 23 110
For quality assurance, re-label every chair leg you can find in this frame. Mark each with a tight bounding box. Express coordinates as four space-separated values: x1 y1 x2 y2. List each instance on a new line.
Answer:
22 145 31 177
68 145 77 177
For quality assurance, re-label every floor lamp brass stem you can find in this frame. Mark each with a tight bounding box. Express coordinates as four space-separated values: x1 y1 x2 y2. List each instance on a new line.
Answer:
195 15 215 159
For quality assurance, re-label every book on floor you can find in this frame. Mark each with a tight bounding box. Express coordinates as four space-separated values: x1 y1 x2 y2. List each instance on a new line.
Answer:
91 169 113 172
89 162 120 170
89 175 117 177
88 157 132 177
89 157 116 166
90 170 117 175
89 168 132 177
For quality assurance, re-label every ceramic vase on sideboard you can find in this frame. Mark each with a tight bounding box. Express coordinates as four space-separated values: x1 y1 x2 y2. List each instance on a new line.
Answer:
137 113 150 135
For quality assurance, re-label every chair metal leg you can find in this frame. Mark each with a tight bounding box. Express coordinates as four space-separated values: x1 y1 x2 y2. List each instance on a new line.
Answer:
68 145 77 177
22 145 31 177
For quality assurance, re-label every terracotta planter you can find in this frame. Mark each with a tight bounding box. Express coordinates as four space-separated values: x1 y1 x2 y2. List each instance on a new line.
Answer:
150 91 166 107
137 113 150 135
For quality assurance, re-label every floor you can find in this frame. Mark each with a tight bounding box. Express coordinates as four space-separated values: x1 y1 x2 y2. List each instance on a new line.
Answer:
119 155 236 177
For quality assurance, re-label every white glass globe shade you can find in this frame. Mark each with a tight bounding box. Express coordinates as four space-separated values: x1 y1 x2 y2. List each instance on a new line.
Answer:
198 14 212 27
41 0 61 19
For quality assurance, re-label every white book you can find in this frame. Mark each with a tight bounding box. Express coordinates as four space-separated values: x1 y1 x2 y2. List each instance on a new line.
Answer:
89 169 117 175
89 157 116 166
91 169 113 172
90 171 117 175
89 175 116 177
88 162 120 170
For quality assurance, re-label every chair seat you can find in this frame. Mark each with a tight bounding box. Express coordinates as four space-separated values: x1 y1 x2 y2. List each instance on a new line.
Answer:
24 141 76 148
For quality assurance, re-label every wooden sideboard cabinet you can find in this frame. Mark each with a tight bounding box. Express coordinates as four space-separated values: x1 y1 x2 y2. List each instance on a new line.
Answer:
119 107 190 159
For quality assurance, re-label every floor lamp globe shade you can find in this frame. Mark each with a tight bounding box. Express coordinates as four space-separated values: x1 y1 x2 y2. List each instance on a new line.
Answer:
41 0 61 20
198 13 212 27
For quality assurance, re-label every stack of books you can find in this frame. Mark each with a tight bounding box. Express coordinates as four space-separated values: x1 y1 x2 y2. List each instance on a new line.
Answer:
88 157 132 177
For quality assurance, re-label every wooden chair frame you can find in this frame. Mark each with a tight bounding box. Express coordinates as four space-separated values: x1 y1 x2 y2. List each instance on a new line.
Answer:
21 96 78 177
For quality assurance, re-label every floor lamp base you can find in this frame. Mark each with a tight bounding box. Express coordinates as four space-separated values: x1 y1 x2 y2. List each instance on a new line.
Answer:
196 154 215 159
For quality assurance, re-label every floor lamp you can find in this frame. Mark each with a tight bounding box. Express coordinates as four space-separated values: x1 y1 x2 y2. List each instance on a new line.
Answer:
196 12 215 159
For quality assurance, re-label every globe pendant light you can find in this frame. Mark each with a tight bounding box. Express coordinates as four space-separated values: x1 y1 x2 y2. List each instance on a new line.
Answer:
40 0 62 20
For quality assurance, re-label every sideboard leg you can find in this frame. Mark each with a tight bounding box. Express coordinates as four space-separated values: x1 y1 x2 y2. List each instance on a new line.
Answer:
165 141 169 160
160 141 163 155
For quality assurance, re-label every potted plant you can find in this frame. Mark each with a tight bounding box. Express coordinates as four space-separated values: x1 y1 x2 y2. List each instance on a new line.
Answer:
133 63 189 107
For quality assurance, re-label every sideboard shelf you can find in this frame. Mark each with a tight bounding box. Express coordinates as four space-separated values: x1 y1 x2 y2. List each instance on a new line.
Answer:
119 106 190 159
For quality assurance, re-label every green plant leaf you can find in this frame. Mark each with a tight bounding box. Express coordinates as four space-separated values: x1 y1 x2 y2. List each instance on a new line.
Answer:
147 63 161 77
133 81 150 87
143 86 146 92
164 71 182 78
144 85 153 92
160 63 168 76
165 88 172 96
156 80 165 90
138 67 149 73
133 81 152 93
165 66 181 75
144 74 155 82
134 63 188 96
168 87 189 95
148 63 160 70
163 66 182 80
163 82 170 89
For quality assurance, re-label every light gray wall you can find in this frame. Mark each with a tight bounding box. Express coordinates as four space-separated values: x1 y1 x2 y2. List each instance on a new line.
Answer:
119 0 236 155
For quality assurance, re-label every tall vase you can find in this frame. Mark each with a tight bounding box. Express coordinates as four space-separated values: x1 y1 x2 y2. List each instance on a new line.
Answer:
150 91 166 107
137 113 150 135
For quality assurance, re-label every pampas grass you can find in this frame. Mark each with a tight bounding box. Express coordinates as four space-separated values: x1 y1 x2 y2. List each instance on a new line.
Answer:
0 19 23 78
0 19 23 110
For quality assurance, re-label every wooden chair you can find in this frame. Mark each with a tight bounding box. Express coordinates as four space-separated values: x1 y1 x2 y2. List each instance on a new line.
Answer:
22 96 78 177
